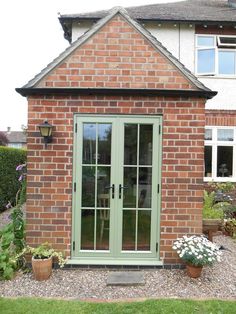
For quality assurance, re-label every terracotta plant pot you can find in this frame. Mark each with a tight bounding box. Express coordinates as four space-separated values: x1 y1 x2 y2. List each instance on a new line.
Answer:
203 219 222 241
32 256 52 281
186 264 203 278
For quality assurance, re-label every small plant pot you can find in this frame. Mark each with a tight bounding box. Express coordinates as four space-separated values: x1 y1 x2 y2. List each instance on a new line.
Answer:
186 264 203 278
203 219 222 241
32 256 52 281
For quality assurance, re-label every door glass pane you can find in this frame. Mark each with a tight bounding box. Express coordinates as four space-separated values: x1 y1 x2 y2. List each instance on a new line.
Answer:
97 167 110 208
83 124 96 164
123 167 137 208
139 124 153 165
197 36 214 47
124 124 137 165
82 166 95 207
138 167 152 208
122 210 136 250
217 129 234 141
98 124 112 164
204 146 212 177
217 146 233 177
219 51 235 75
96 209 110 250
137 210 151 251
197 49 215 73
81 209 94 250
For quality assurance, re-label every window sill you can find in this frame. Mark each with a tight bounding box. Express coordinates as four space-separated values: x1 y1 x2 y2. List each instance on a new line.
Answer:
204 177 236 183
196 75 236 80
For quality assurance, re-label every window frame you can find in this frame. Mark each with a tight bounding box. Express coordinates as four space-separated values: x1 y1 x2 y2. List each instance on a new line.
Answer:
204 126 236 182
195 34 236 77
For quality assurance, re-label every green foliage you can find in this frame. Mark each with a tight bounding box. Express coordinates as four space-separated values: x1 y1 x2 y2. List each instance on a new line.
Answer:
0 147 26 212
208 181 235 193
19 242 66 268
0 163 26 280
203 191 224 219
224 219 236 238
0 298 236 314
0 223 17 280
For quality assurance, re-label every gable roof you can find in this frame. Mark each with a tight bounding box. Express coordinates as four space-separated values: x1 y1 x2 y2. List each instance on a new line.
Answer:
16 6 216 99
59 0 236 36
3 131 26 144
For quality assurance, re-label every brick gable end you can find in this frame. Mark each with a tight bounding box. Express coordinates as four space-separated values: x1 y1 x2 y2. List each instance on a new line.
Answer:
37 14 195 90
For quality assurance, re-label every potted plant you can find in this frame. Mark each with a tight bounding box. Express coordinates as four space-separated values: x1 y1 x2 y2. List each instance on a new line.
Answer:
172 235 222 278
19 242 66 281
203 191 224 241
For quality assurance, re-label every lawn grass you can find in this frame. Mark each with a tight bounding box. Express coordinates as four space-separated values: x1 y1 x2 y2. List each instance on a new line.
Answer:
0 297 236 314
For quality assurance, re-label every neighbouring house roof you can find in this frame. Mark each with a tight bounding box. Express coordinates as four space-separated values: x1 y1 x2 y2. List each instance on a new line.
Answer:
59 0 236 42
3 131 26 144
16 7 216 99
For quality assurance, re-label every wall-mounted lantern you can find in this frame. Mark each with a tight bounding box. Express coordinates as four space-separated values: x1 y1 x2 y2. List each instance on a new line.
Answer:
38 121 53 148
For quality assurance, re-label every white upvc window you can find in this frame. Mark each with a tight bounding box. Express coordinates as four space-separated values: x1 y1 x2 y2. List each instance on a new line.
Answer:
196 35 236 76
204 127 236 182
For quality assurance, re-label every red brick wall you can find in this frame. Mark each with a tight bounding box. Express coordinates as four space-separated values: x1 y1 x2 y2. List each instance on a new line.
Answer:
37 15 195 90
27 95 205 264
206 110 236 126
26 13 206 265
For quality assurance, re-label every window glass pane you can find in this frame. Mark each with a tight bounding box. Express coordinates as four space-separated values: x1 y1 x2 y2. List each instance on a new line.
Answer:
96 209 110 250
197 49 215 73
83 123 96 164
197 36 214 47
82 166 95 207
139 124 153 165
137 210 151 251
98 124 111 164
217 129 234 141
124 124 137 165
81 209 94 250
122 210 136 250
205 129 212 140
219 37 236 45
217 146 233 177
218 51 235 75
204 146 212 177
123 167 137 208
138 167 152 208
97 167 110 208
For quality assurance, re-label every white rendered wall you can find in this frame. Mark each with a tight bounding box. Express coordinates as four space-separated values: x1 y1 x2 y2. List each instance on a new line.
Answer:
72 21 93 42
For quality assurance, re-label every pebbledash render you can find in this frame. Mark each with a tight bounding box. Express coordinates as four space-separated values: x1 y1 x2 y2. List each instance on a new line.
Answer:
16 7 216 266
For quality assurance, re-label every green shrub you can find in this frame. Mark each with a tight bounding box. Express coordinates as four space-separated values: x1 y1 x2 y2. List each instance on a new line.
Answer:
0 147 26 212
203 191 224 219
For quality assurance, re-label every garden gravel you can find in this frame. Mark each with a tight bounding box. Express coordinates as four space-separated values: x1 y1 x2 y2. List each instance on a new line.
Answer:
0 235 235 301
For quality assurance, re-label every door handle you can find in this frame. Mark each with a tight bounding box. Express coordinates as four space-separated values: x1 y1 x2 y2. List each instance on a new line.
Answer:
119 184 128 199
105 184 115 199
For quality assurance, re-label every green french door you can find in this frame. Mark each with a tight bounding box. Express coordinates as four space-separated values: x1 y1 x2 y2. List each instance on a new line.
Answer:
72 115 162 265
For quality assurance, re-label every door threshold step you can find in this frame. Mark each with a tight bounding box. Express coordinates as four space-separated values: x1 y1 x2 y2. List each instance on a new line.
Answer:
107 271 145 286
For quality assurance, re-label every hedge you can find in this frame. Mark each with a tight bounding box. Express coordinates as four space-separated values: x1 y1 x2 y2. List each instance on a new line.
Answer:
0 147 26 212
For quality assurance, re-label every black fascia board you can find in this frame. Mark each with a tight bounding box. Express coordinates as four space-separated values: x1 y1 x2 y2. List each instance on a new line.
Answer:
59 17 236 25
16 87 217 99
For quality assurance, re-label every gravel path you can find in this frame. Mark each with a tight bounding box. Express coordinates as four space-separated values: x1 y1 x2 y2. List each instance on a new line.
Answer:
0 205 26 229
0 235 235 301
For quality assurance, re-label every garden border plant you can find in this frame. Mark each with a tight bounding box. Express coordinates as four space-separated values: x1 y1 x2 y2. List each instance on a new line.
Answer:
0 163 26 280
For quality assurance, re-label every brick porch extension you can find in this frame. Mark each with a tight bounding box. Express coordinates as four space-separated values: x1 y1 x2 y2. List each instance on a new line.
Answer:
17 8 215 265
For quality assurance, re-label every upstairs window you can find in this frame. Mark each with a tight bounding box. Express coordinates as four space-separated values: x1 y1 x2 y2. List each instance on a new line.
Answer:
196 35 236 76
